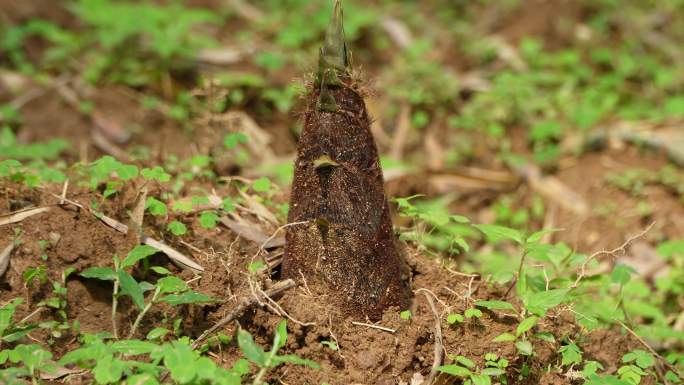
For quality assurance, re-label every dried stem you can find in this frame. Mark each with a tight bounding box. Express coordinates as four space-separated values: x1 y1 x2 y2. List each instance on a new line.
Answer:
191 279 295 349
572 222 655 288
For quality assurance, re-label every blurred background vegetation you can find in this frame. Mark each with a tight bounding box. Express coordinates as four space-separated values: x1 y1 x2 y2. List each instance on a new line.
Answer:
2 0 684 260
1 1 684 377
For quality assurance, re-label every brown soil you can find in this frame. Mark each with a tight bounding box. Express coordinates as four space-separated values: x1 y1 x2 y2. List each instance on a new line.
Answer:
1 183 648 385
0 1 675 384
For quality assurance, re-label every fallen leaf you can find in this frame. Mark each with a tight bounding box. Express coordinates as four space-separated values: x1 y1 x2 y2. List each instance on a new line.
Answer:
0 207 51 226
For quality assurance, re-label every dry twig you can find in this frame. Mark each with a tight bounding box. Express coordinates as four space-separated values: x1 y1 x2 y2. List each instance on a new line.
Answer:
191 279 296 349
350 322 396 334
572 222 655 288
420 291 444 385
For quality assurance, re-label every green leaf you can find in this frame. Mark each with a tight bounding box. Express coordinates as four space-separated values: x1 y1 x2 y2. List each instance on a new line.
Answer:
611 264 635 286
117 164 139 180
221 197 236 212
159 291 217 305
437 364 471 377
473 224 523 244
559 343 582 366
447 313 464 324
622 349 655 369
455 355 475 368
275 319 288 350
475 300 515 311
585 374 631 385
237 328 267 366
111 340 159 355
150 266 171 275
93 354 125 384
526 229 561 245
450 215 470 224
167 220 187 236
321 340 339 351
156 276 187 294
515 340 534 355
80 267 116 281
523 288 569 316
117 270 145 309
272 354 321 368
0 299 23 337
582 361 604 377
172 200 194 213
533 332 555 343
252 177 271 193
471 374 492 385
464 308 482 319
145 197 167 217
146 327 170 340
223 132 248 149
199 211 219 229
141 166 171 182
248 261 266 273
516 316 538 336
492 333 516 342
163 341 197 383
400 310 412 320
125 373 160 385
481 367 506 376
122 245 158 269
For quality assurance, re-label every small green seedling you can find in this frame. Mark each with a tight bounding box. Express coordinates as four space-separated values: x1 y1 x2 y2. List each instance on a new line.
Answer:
447 313 464 325
238 320 319 385
81 245 217 339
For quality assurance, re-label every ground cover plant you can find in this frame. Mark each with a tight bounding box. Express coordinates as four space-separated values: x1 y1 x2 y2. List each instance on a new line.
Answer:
1 0 684 384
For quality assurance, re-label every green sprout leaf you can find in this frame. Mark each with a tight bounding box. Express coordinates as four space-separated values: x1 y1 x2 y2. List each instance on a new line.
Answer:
80 267 116 281
237 327 267 366
447 313 464 324
473 224 524 245
475 300 515 311
516 316 538 337
145 197 167 217
117 270 145 309
199 211 219 229
252 176 271 193
122 245 158 269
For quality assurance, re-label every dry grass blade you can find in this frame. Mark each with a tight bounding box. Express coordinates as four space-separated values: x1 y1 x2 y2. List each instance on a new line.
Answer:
49 193 128 234
92 110 131 144
130 186 147 243
390 103 411 161
141 235 204 273
97 212 129 234
196 46 246 65
350 322 396 333
219 216 285 248
39 365 86 380
0 207 51 226
514 162 589 216
0 243 14 277
224 111 275 163
238 190 279 225
91 129 131 161
381 16 413 49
